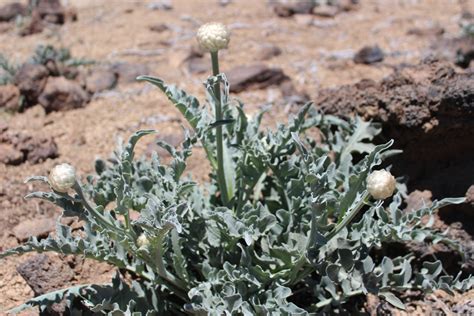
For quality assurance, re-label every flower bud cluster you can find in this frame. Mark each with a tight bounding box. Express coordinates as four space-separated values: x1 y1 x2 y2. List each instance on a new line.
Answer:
48 163 76 193
196 22 230 52
367 169 396 200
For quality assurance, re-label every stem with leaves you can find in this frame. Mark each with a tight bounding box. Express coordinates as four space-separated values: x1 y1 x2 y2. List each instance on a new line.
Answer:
210 51 230 206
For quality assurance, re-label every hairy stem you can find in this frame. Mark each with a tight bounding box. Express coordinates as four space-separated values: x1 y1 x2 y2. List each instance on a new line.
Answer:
73 182 129 236
155 237 188 295
211 51 230 206
325 191 370 242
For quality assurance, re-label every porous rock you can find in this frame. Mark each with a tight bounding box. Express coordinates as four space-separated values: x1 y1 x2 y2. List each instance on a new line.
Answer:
353 45 384 64
0 2 26 22
272 1 316 17
38 76 89 112
316 60 474 228
226 64 290 93
13 63 49 106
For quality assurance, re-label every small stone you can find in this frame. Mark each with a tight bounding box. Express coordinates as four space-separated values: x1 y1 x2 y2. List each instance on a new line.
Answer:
257 44 282 61
0 84 20 112
353 45 384 64
18 10 44 36
149 23 169 33
272 1 316 17
85 68 117 94
455 36 474 69
13 63 49 106
112 62 150 84
226 64 290 93
405 190 433 212
21 136 59 164
407 25 445 37
13 218 56 241
34 0 66 25
0 2 26 22
147 0 173 11
17 253 74 314
38 76 89 112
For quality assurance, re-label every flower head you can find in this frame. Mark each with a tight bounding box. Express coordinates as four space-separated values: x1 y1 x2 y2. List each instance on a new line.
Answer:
48 163 76 193
367 169 396 200
196 22 230 52
137 234 150 248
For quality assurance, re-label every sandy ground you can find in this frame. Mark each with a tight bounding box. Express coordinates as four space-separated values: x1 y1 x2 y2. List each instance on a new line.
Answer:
0 0 471 313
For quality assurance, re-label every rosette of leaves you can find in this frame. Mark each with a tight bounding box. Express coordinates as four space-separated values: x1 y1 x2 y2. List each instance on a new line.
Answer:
1 73 472 314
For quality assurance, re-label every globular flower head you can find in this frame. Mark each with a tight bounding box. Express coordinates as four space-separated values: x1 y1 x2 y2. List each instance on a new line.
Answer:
137 234 150 248
196 22 230 52
48 163 76 193
367 169 396 200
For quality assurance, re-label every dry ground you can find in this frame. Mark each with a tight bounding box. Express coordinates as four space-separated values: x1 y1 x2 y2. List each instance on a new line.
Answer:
0 0 472 313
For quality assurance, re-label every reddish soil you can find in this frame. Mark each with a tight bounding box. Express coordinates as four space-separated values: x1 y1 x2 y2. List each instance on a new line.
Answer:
0 0 473 314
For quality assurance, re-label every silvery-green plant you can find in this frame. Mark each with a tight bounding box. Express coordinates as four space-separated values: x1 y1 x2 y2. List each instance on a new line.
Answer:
1 23 472 315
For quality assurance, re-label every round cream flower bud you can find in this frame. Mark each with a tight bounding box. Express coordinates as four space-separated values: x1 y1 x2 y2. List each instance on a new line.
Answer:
137 234 150 248
367 169 396 200
48 163 76 193
196 22 230 52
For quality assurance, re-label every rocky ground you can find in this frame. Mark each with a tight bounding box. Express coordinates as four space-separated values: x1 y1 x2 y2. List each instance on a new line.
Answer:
0 0 473 314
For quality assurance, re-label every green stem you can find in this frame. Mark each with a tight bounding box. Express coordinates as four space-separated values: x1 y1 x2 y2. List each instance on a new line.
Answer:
289 192 370 286
325 191 370 242
73 182 130 237
211 51 230 206
155 237 188 292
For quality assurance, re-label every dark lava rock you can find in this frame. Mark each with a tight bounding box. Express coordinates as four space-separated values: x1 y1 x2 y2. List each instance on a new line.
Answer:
316 59 474 233
38 76 89 112
0 84 20 111
1 129 59 165
15 134 59 164
455 36 474 68
13 63 49 106
149 23 169 33
18 9 44 36
85 68 118 94
226 64 290 93
353 45 384 64
33 0 67 25
17 254 74 314
0 2 26 22
431 36 474 69
272 0 316 17
407 25 445 37
112 62 150 84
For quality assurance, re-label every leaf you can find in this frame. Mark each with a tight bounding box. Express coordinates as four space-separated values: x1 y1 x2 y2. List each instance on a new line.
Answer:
209 119 235 129
8 284 93 313
380 292 405 310
137 75 201 129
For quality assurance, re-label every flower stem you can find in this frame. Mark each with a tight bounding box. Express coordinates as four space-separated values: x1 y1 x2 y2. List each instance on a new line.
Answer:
210 51 229 206
325 191 370 242
73 182 130 237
